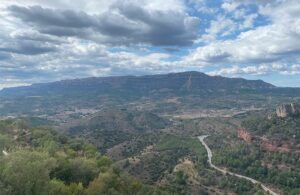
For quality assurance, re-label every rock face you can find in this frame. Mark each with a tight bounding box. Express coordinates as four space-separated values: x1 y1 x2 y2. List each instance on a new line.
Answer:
261 137 300 154
276 103 300 118
238 128 252 143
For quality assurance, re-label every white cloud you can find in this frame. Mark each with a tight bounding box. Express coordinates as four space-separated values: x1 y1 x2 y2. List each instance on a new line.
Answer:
187 0 300 67
272 63 287 71
209 63 300 76
1 0 300 88
291 64 300 70
208 64 270 76
239 13 258 29
280 70 300 75
221 2 239 12
205 15 237 39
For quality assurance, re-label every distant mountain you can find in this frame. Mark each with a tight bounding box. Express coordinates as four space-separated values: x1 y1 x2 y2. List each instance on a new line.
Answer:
0 71 275 97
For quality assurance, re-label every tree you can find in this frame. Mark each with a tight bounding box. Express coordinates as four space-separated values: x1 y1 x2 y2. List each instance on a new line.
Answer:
49 179 84 195
51 157 98 186
86 169 143 195
0 150 56 195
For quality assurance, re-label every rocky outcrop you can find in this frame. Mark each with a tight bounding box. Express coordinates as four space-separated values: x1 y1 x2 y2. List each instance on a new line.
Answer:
276 103 300 118
237 130 300 153
261 137 300 154
238 128 252 143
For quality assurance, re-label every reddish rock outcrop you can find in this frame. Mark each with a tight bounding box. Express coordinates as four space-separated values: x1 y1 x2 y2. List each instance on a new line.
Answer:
260 137 300 154
238 128 252 143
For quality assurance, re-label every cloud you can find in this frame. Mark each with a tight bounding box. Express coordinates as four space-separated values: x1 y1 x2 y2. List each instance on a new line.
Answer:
8 5 94 28
291 64 300 71
221 2 239 12
187 0 300 66
229 0 275 6
205 15 237 39
0 52 11 60
0 0 300 88
273 63 300 75
0 37 181 89
239 13 258 29
11 30 66 44
209 63 300 76
0 39 58 55
208 65 269 76
184 45 231 64
8 3 200 46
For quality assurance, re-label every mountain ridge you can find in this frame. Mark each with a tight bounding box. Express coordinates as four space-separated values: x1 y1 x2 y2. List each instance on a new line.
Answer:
0 71 275 97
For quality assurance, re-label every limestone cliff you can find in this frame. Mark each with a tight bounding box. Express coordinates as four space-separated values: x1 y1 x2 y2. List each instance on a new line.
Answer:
276 103 300 118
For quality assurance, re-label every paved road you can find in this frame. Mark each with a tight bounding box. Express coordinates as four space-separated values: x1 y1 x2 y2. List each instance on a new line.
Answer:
198 135 278 195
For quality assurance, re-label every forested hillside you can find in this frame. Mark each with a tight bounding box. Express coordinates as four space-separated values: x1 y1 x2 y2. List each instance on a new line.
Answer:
0 119 171 195
207 110 300 195
242 115 300 141
0 117 270 195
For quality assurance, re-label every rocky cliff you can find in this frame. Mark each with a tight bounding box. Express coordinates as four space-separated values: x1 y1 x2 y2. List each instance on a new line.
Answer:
237 128 252 143
276 103 300 118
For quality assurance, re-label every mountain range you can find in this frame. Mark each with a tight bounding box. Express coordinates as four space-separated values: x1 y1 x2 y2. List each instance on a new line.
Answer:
0 71 275 97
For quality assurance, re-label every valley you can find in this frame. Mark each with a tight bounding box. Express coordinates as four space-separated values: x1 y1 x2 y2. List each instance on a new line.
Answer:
0 72 300 195
1 0 300 194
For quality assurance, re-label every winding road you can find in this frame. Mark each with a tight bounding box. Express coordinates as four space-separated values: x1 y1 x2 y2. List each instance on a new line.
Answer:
198 135 278 195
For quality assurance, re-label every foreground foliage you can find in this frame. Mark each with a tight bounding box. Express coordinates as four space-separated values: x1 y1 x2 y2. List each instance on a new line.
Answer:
0 119 169 195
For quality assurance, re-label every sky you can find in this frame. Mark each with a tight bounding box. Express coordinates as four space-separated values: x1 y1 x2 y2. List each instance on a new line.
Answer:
0 0 300 89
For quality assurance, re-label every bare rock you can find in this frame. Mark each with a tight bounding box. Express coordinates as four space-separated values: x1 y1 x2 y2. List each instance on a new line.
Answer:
238 128 252 143
276 103 300 118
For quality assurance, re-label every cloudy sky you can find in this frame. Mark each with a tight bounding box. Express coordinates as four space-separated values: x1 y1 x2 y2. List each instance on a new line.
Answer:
0 0 300 88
